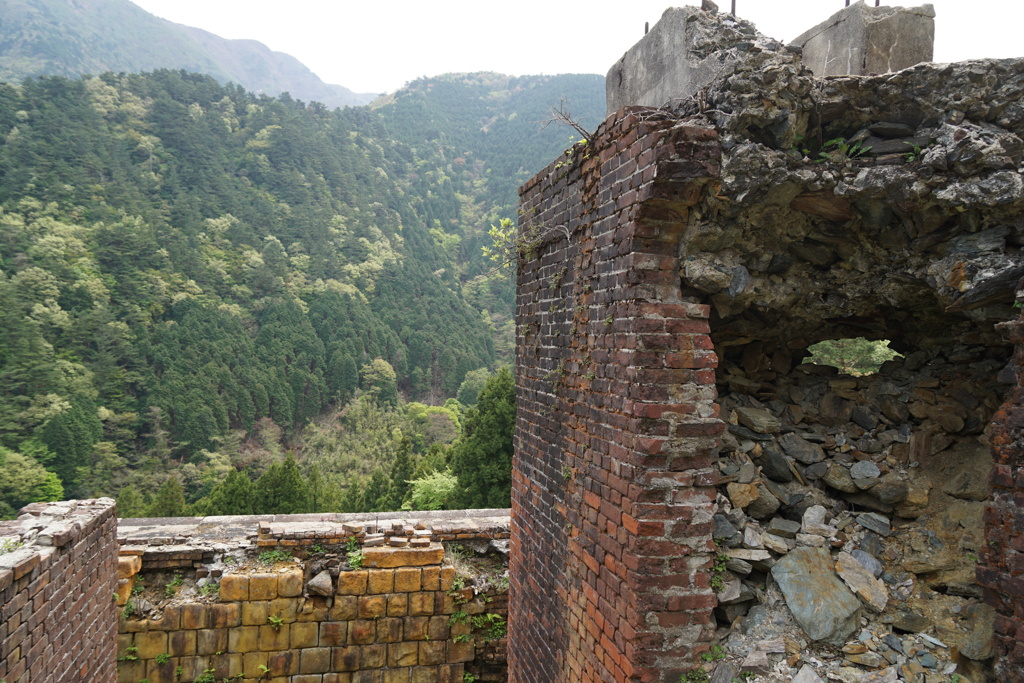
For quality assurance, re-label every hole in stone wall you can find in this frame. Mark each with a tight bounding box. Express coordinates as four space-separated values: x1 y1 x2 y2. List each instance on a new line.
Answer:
803 337 902 376
713 333 1006 667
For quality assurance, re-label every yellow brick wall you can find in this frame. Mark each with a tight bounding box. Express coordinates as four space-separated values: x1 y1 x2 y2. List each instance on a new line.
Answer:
117 544 483 683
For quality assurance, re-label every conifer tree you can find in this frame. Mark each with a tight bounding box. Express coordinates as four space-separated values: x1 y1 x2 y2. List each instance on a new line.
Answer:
147 476 188 517
449 367 515 508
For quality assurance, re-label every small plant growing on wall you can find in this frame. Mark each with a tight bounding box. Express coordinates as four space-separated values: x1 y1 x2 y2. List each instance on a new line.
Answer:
164 574 183 598
267 614 284 630
345 538 364 569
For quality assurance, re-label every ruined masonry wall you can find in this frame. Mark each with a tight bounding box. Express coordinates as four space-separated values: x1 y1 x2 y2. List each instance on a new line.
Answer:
511 107 723 682
981 314 1024 683
116 512 510 683
0 499 119 682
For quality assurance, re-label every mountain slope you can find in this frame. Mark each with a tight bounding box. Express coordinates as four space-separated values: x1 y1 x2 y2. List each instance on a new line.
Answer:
0 0 374 107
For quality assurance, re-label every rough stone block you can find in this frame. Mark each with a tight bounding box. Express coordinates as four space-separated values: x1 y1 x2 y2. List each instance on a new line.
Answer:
439 567 456 591
362 544 444 569
242 600 271 626
367 568 394 594
409 592 435 616
269 597 299 622
394 567 422 593
450 639 475 663
319 620 348 647
219 574 248 602
180 603 209 630
388 640 420 667
358 595 388 619
278 567 304 598
258 623 289 651
299 646 331 674
349 619 376 645
291 621 319 648
197 628 228 656
332 645 360 671
134 630 168 660
117 555 141 579
421 567 440 591
419 640 447 666
387 593 409 616
211 602 241 629
242 651 270 679
404 616 429 640
329 595 357 621
337 570 368 595
227 625 259 653
248 572 278 600
267 649 297 676
377 617 404 643
168 629 197 657
361 643 387 669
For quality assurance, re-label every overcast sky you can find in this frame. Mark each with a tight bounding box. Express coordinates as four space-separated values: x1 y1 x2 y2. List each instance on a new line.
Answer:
130 0 1024 95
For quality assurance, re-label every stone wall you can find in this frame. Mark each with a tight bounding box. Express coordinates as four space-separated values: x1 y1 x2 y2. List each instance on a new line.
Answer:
511 108 722 682
0 499 119 682
115 511 510 683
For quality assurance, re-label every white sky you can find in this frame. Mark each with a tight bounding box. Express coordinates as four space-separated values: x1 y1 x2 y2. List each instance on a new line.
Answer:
130 0 1024 95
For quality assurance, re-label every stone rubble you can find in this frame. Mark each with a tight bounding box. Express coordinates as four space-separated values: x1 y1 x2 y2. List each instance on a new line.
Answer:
706 348 998 682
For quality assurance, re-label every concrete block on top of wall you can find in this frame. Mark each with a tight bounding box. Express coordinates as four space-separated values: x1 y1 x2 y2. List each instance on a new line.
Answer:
789 1 935 77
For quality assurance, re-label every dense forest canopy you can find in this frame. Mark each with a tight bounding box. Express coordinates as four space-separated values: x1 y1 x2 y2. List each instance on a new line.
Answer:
0 69 604 516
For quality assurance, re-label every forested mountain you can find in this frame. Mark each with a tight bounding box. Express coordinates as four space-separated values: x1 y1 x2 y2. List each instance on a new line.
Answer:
0 0 375 107
0 68 605 516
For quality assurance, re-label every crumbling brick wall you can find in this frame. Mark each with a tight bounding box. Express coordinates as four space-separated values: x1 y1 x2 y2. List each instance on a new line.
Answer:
510 107 723 682
980 311 1024 683
0 499 119 682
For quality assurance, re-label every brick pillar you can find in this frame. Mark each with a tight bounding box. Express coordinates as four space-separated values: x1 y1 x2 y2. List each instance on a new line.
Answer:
980 310 1024 681
0 499 119 683
510 109 723 682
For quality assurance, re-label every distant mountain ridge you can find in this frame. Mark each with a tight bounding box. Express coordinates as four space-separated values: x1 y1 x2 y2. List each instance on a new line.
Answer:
0 0 376 107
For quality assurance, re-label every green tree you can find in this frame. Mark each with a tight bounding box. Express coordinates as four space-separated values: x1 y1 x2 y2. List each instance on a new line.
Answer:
0 447 65 516
404 469 458 511
359 358 399 407
255 454 311 514
204 470 256 516
147 476 188 517
115 485 146 518
457 367 492 406
449 367 515 508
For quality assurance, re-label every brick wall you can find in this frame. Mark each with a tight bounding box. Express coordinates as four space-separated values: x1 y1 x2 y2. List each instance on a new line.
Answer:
0 499 119 682
510 108 723 682
115 512 510 683
980 312 1024 682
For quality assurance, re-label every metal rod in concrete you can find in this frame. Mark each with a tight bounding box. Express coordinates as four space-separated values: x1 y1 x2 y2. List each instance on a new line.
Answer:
732 0 736 15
